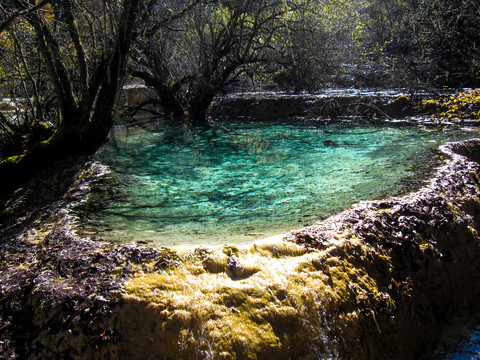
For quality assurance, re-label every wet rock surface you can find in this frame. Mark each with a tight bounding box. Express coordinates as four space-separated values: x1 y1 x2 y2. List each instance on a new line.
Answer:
1 139 480 359
213 90 433 121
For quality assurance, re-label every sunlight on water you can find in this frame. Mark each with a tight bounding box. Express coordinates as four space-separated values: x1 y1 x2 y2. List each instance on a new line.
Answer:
89 119 474 247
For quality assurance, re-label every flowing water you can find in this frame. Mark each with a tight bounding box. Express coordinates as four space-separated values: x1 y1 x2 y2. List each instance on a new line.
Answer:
86 117 476 248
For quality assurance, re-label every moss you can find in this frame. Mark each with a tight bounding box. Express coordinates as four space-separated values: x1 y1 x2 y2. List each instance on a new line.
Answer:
434 89 480 122
0 154 27 198
0 102 15 111
115 236 387 359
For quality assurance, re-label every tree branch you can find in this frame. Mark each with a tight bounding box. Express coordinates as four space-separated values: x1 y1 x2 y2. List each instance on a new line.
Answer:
0 0 50 34
26 9 78 124
60 0 89 92
0 110 14 135
140 0 205 38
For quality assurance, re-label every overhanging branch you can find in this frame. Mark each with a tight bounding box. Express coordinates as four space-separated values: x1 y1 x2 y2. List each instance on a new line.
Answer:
0 0 50 34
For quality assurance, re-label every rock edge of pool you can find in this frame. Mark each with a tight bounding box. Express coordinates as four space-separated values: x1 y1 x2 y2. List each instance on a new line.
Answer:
3 139 480 359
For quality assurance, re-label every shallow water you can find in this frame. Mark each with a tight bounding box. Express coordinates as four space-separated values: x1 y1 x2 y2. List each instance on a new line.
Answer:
88 118 475 247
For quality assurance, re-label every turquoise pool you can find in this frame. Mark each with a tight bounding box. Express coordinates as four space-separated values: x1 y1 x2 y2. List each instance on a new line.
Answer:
88 119 476 247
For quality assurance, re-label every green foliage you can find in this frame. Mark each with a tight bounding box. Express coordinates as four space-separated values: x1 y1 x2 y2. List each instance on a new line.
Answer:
356 0 480 88
268 0 369 90
131 0 480 98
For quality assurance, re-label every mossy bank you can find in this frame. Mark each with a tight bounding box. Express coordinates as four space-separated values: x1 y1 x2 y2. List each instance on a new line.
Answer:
2 139 480 359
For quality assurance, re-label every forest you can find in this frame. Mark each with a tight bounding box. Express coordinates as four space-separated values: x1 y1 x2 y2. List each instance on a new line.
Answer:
0 0 479 195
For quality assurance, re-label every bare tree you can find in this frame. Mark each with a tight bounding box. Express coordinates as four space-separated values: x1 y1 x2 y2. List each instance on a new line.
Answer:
131 0 285 126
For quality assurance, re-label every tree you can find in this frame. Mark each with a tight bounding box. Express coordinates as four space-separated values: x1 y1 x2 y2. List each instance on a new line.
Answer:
0 2 60 157
0 0 50 33
270 0 367 91
131 0 285 126
0 0 149 196
357 0 480 89
353 0 422 89
422 0 480 87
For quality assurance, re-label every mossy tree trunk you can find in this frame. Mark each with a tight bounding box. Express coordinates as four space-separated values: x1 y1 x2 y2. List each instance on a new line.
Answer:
0 0 143 196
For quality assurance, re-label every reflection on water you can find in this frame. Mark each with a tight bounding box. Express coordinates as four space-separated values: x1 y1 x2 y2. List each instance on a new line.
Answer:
88 118 475 247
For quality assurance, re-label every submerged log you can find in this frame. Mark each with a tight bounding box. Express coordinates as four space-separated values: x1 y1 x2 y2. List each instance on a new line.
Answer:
2 139 480 359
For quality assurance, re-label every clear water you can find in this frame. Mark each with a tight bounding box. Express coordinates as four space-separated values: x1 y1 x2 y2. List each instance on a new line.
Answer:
88 118 475 247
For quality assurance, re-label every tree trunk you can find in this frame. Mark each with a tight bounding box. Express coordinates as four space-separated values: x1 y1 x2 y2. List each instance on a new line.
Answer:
187 90 216 127
131 70 185 119
0 0 141 198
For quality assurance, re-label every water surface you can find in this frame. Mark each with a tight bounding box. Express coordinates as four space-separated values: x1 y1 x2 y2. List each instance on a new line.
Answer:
88 118 475 247
427 324 480 359
444 327 480 359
